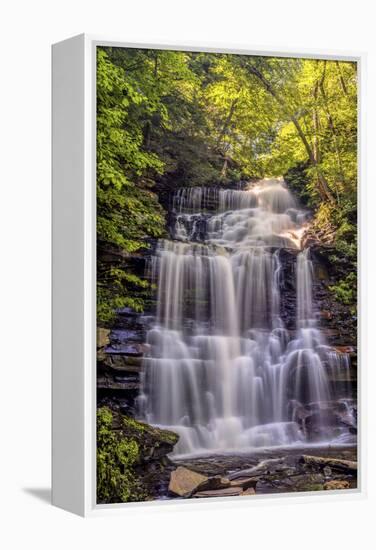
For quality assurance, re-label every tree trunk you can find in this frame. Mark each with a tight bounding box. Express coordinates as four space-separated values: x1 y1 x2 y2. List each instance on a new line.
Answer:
216 98 238 149
221 156 228 179
247 63 335 203
335 61 348 96
319 61 346 192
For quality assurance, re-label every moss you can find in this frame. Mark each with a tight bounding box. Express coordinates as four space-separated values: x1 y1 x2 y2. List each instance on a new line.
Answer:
120 415 179 448
329 272 357 309
97 407 145 504
97 407 179 504
299 483 324 492
122 416 146 432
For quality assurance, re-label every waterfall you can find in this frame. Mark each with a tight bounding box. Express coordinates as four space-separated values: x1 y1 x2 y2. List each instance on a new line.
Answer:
138 179 354 456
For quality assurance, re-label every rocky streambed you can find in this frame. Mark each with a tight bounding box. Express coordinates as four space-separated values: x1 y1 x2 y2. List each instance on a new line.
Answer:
97 407 357 503
167 446 357 498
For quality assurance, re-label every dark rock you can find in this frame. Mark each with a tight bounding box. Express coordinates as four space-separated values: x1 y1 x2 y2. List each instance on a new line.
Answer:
230 477 258 490
108 354 143 372
97 374 140 391
110 411 179 462
300 455 357 473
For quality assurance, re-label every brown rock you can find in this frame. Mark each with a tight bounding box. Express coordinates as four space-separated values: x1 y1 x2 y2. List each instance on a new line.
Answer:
241 487 256 496
198 475 231 491
97 328 110 349
193 487 244 498
319 310 332 320
108 354 143 372
323 480 350 490
169 467 208 497
334 346 355 355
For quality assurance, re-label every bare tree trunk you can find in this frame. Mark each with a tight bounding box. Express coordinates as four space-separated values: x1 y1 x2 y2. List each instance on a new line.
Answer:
335 61 348 96
221 156 228 178
154 53 159 78
319 61 346 192
312 79 321 164
216 98 238 148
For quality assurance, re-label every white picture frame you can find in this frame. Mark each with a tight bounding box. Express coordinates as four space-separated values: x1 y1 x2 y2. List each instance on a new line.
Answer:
52 34 366 517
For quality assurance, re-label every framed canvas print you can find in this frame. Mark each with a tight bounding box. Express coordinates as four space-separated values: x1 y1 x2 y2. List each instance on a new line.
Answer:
52 35 364 516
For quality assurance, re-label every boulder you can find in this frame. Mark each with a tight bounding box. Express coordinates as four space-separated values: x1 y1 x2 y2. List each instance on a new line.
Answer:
198 475 231 491
323 480 350 490
169 467 208 497
97 408 179 504
110 412 179 461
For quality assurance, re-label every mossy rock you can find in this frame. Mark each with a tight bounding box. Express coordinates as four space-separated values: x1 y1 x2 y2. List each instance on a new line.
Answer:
112 412 179 461
97 407 179 504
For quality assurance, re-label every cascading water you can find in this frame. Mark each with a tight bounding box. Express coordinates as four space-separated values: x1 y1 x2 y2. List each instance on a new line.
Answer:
138 178 354 456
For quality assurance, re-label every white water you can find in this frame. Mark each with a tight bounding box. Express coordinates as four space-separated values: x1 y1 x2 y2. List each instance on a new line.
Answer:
139 179 354 456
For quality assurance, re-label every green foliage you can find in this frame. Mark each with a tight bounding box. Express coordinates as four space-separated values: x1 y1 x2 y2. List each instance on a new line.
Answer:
97 407 143 503
97 47 357 322
97 49 167 324
329 272 357 308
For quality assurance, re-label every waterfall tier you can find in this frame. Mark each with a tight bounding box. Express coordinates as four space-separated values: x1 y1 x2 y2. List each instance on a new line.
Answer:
139 179 354 456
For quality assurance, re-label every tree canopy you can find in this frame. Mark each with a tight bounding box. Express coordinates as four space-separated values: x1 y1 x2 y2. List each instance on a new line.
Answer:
97 47 357 324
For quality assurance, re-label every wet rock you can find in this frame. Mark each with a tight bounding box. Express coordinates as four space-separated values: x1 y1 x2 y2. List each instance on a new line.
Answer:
97 373 140 391
334 345 356 355
323 480 350 490
169 467 208 497
110 413 179 462
198 475 231 491
109 328 145 345
300 455 357 473
108 354 143 373
193 486 244 498
319 310 332 320
228 458 288 479
173 447 357 497
230 477 258 490
106 342 149 356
